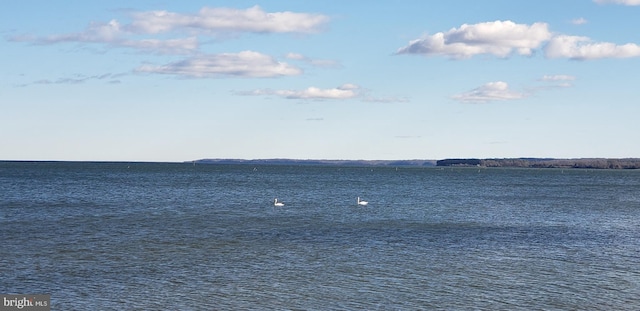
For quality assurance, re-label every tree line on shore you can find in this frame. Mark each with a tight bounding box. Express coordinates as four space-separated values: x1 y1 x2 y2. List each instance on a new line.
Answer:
436 158 640 169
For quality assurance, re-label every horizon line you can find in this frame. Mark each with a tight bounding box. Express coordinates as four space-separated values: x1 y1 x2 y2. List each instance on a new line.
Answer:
2 156 640 163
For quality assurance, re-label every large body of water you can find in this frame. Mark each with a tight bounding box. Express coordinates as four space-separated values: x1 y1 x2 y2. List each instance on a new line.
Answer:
1 161 639 310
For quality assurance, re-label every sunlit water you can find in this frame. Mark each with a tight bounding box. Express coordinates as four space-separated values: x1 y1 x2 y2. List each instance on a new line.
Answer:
1 162 639 310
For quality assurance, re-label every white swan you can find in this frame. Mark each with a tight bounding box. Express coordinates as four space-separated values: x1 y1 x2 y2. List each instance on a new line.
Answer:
274 198 284 207
357 197 368 206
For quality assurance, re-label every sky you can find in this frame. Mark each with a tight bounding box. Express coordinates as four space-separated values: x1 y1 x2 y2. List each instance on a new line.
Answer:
2 0 640 162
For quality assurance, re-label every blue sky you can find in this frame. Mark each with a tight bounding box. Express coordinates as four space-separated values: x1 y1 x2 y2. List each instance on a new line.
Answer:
2 0 639 161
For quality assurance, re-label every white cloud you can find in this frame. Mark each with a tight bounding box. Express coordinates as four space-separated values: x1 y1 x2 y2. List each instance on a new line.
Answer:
128 5 329 35
362 96 410 103
41 19 124 43
13 6 328 54
396 20 552 59
120 37 199 54
539 75 576 88
285 53 306 60
540 75 576 81
135 51 302 78
451 81 526 103
17 18 197 54
17 73 125 87
398 20 640 61
571 18 588 25
285 52 341 68
594 0 640 5
238 84 410 102
240 84 360 100
280 85 359 99
545 35 640 60
451 76 576 102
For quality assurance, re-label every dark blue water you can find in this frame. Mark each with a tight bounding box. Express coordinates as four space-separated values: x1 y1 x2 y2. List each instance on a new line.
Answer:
1 162 639 310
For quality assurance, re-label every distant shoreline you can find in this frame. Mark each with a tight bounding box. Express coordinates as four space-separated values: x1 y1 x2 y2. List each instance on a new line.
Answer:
192 158 438 167
2 158 639 169
192 158 640 169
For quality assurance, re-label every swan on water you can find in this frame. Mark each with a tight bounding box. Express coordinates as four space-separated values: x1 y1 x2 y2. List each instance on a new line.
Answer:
357 197 368 206
274 198 284 207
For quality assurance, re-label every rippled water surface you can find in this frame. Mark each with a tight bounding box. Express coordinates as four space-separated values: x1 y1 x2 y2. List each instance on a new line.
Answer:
1 162 640 310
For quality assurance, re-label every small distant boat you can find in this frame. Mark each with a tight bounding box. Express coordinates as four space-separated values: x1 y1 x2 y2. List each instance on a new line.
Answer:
274 198 284 207
357 197 368 206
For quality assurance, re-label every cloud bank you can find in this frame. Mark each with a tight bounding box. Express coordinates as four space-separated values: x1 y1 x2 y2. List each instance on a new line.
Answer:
11 6 330 81
398 20 640 60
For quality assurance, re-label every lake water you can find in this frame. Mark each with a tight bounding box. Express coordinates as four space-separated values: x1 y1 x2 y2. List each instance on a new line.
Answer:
1 162 639 310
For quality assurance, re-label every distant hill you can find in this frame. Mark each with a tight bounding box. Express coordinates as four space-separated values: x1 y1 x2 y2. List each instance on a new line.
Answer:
436 158 640 169
191 158 437 167
189 158 640 169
